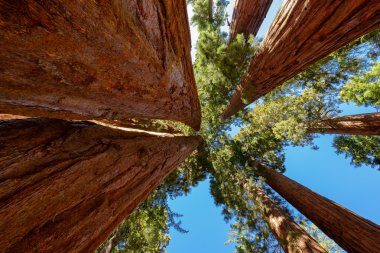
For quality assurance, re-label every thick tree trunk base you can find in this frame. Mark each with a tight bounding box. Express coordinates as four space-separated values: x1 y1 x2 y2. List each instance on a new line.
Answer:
0 0 201 129
0 118 199 253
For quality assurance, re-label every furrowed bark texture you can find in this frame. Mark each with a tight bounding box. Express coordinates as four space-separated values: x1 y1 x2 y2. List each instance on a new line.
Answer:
308 112 380 135
230 0 272 40
223 0 380 119
247 185 326 253
0 118 199 253
258 165 380 253
0 0 201 129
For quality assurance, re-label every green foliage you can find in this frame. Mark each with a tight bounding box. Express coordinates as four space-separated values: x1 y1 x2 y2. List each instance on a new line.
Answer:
210 162 284 252
95 189 171 253
300 222 343 253
190 0 256 140
340 62 380 108
188 1 287 251
334 135 380 170
96 146 209 253
208 129 286 251
226 219 281 253
249 30 380 149
244 89 330 147
164 144 211 196
189 1 380 252
195 32 256 139
188 0 229 30
98 4 380 253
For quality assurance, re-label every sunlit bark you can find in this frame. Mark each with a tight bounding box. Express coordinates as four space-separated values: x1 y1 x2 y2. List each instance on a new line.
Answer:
256 163 380 253
308 112 380 136
223 0 380 119
245 183 326 253
230 0 272 40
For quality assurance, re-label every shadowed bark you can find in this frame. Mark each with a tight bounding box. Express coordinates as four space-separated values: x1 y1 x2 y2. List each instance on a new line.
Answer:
208 0 213 21
0 0 201 129
245 184 326 253
0 118 199 253
230 0 272 40
308 112 380 136
223 0 380 119
256 163 380 253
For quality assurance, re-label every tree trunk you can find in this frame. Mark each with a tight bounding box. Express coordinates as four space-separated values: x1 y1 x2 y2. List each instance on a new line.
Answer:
0 118 199 253
230 0 272 40
244 183 326 253
222 0 380 119
208 0 213 22
256 163 380 253
0 0 201 129
308 112 380 136
0 114 29 120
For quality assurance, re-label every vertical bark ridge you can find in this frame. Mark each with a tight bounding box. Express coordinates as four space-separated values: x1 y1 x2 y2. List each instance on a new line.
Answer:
0 118 199 253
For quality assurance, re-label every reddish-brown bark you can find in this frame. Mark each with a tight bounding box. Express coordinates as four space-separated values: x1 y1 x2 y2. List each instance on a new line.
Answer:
245 184 326 253
0 118 199 253
308 112 380 136
230 0 272 40
223 0 380 119
257 164 380 253
0 0 201 129
0 114 29 120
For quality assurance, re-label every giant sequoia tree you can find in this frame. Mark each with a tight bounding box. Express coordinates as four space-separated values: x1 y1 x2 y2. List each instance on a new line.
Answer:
245 183 326 253
0 118 199 253
255 163 380 253
334 61 380 169
3 0 379 252
222 0 380 119
238 30 380 170
138 0 380 252
229 0 272 40
96 142 211 252
308 112 380 136
0 0 201 129
0 1 202 252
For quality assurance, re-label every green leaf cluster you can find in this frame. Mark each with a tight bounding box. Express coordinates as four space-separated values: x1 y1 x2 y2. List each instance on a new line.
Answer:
98 1 380 252
340 62 380 108
334 135 380 169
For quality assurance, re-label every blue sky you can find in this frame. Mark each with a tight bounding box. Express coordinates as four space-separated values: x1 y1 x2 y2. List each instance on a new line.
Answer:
167 1 380 252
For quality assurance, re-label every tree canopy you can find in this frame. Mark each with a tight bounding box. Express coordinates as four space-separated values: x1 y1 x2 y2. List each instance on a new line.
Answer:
98 1 380 252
